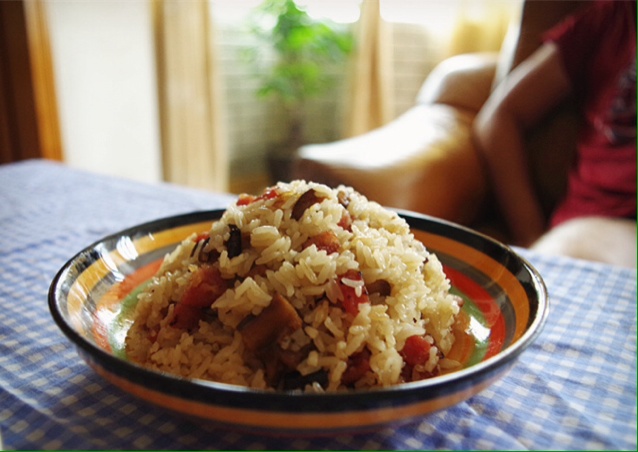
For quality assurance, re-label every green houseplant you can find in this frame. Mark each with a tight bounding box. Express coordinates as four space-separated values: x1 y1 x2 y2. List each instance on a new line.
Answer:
248 0 354 181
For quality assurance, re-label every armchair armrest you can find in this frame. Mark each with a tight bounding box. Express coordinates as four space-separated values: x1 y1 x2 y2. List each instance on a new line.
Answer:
293 104 488 225
292 52 502 226
417 52 499 113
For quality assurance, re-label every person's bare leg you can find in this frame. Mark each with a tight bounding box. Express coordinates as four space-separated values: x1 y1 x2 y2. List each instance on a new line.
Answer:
531 216 637 268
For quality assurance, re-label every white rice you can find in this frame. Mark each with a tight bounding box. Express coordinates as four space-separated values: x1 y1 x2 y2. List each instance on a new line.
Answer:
125 180 461 392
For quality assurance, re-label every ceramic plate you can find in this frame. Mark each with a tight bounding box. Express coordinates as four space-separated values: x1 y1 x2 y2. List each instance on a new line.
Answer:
49 209 548 434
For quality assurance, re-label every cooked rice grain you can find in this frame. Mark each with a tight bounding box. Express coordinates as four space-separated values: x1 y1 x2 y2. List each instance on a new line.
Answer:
125 180 460 392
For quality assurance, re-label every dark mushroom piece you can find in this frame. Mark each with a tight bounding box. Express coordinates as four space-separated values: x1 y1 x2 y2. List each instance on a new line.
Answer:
239 293 302 353
226 224 243 258
367 279 392 297
238 293 304 386
291 189 324 221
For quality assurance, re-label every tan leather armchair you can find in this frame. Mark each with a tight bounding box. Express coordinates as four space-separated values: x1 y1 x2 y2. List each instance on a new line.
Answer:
292 1 586 242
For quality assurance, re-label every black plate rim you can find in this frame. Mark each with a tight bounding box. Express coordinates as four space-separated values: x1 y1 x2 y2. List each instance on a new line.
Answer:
48 209 549 413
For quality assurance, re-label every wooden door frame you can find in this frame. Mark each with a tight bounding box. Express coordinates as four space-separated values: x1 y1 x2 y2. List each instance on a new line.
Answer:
0 0 62 164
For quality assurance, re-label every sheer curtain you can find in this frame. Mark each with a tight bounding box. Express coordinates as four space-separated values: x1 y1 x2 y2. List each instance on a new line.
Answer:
343 0 394 138
153 0 229 192
446 0 518 56
345 0 521 137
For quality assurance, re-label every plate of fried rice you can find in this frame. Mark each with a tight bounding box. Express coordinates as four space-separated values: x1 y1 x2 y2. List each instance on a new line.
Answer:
49 180 548 433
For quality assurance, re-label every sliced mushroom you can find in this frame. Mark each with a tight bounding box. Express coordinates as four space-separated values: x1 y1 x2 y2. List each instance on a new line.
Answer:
291 189 323 221
239 293 302 352
367 279 392 296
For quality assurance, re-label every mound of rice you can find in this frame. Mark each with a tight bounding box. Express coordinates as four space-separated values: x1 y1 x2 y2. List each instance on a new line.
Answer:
125 181 461 392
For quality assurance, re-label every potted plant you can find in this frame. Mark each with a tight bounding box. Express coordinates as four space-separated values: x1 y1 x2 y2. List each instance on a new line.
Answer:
248 0 354 182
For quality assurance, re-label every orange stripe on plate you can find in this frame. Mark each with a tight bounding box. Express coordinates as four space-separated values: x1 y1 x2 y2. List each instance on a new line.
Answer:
415 230 530 341
92 260 164 350
67 221 212 324
92 362 505 431
133 222 212 255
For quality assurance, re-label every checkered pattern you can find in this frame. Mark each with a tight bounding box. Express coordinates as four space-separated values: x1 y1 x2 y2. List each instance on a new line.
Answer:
1 160 636 450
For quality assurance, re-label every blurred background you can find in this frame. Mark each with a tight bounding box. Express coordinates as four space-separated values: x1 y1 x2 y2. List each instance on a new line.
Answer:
0 0 520 195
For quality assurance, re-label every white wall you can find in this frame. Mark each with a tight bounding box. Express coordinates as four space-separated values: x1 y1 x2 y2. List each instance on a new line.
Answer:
46 0 162 183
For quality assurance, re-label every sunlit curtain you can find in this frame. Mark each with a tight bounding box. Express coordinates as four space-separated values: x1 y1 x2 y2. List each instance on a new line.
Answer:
345 0 519 137
343 0 394 138
446 0 519 56
153 0 228 192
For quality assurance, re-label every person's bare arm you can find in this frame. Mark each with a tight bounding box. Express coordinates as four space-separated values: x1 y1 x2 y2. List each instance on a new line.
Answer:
473 43 572 246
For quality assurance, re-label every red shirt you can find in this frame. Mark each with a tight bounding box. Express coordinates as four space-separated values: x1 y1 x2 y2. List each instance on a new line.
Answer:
544 0 636 226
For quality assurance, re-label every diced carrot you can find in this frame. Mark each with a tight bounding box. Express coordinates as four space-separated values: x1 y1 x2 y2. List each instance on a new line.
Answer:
338 270 369 316
338 211 352 231
302 231 340 254
400 335 432 367
236 187 279 206
172 265 227 329
236 194 256 206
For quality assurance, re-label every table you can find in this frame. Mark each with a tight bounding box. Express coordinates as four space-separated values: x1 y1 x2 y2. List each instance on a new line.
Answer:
1 160 636 450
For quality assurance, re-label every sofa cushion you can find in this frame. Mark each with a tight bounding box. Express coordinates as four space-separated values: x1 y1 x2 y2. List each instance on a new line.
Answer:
293 104 487 225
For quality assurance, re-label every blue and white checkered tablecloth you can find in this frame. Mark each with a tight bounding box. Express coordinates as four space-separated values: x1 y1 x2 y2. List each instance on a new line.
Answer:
1 160 636 450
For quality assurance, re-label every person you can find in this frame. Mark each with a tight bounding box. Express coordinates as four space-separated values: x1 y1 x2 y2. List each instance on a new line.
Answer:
473 0 636 267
